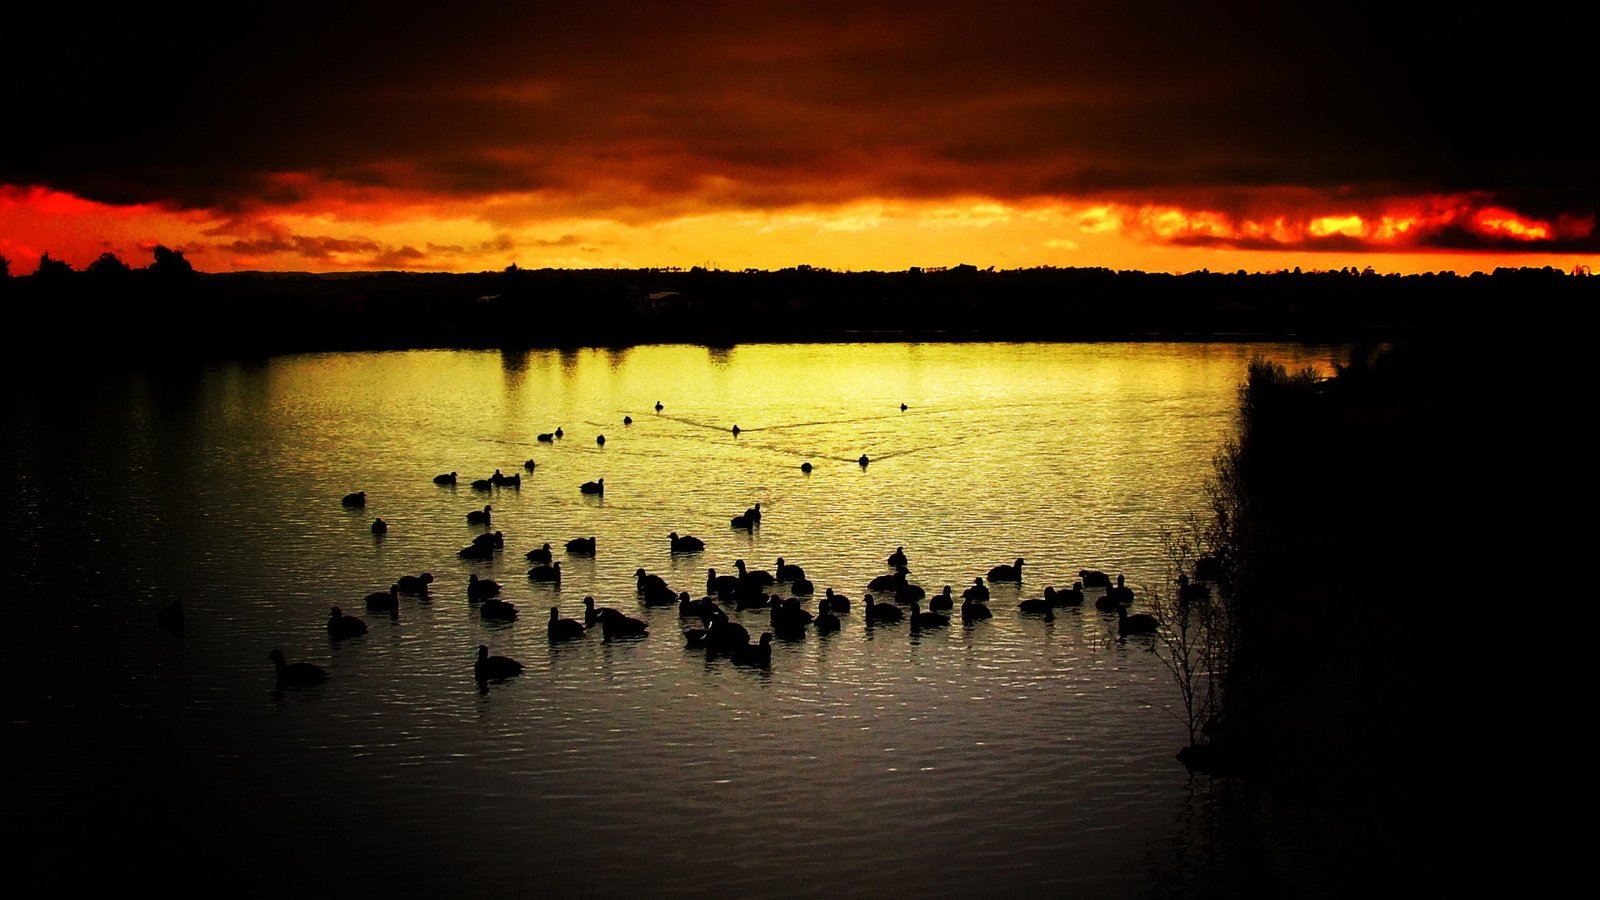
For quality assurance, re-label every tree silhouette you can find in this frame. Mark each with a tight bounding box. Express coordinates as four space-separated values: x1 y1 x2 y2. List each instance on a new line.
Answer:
87 251 131 279
150 245 194 279
34 253 73 279
0 254 10 278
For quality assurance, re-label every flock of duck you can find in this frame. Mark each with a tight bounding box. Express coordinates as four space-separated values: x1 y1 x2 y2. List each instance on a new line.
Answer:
253 401 1201 690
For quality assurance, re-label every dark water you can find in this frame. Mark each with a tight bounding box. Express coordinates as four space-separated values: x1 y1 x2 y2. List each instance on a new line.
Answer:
2 343 1341 898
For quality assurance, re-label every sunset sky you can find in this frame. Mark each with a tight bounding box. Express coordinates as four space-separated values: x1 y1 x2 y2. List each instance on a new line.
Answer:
3 2 1593 275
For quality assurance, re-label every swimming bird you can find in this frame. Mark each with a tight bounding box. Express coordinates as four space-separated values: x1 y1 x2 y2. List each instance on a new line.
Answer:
537 433 554 443
1079 569 1113 589
900 403 908 411
1106 575 1135 606
596 434 606 446
655 401 664 411
707 568 741 596
527 562 561 583
523 459 536 471
705 612 751 656
909 600 949 629
822 588 850 613
962 578 990 604
365 585 400 612
858 455 870 467
341 491 366 507
466 505 492 525
554 427 564 438
624 415 633 425
670 532 706 552
815 604 841 632
928 585 954 612
580 478 604 495
480 598 519 622
636 568 671 596
371 518 388 535
582 596 620 626
987 558 1024 582
730 510 755 529
566 536 597 555
775 558 806 582
434 471 457 484
869 566 911 592
396 572 434 594
864 594 903 624
642 584 680 608
731 424 741 436
327 607 367 639
734 559 775 587
1051 583 1086 606
745 502 763 524
526 543 553 564
1178 575 1211 601
791 576 815 596
548 607 586 642
268 649 328 687
800 462 813 473
468 574 502 601
475 645 524 681
458 542 494 560
1116 605 1159 637
961 597 993 622
731 632 773 667
598 608 649 639
1018 594 1052 614
473 530 506 549
887 546 908 568
472 478 494 491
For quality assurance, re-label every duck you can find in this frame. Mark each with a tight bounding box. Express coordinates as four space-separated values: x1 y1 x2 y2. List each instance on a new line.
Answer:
598 608 649 639
1116 605 1159 637
734 559 775 587
655 401 664 411
894 582 927 604
909 600 949 629
565 536 597 555
730 511 755 529
268 649 328 686
396 572 434 594
1106 575 1135 606
800 462 813 473
731 632 773 667
370 518 388 535
365 584 400 613
745 502 763 524
775 558 806 582
580 478 604 495
887 546 908 568
467 574 502 601
472 478 494 491
526 543 553 564
523 459 536 471
1018 594 1052 614
489 468 509 485
341 491 366 507
815 605 841 632
466 505 492 525
731 424 741 436
822 588 850 613
705 612 751 656
433 471 458 485
1079 569 1113 589
459 542 494 560
537 433 554 443
527 562 562 584
900 403 908 411
791 577 815 596
157 599 185 632
475 645 524 681
961 578 990 604
869 566 911 591
624 415 633 425
1051 583 1086 606
707 568 741 596
582 595 619 626
864 594 903 624
1178 574 1211 601
961 597 993 622
554 427 564 438
548 607 586 642
596 434 606 446
327 607 367 639
929 585 954 612
497 472 521 487
858 455 870 467
1094 591 1121 612
636 568 671 596
679 593 716 618
642 585 681 608
987 558 1024 582
480 598 519 622
669 532 705 553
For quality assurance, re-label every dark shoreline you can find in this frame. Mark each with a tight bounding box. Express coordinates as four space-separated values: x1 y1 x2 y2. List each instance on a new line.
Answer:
3 264 1586 363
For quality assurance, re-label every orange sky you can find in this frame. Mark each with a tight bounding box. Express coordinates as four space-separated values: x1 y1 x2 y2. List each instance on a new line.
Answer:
3 3 1593 276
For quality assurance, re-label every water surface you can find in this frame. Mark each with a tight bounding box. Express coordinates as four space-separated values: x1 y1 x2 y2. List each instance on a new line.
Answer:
2 342 1338 899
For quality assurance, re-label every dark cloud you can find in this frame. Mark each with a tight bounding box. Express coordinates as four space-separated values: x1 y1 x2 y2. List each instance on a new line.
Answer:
5 1 1594 253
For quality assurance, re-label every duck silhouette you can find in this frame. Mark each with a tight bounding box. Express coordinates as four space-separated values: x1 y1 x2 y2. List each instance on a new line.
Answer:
527 562 561 583
467 574 501 601
466 505 492 525
433 471 457 485
669 532 706 552
327 607 367 640
480 598 519 622
370 518 388 535
547 607 586 642
475 644 524 681
341 491 366 507
864 594 903 624
269 649 328 686
1116 605 1158 637
731 632 773 667
526 543 553 564
580 478 604 495
565 536 596 555
987 558 1024 582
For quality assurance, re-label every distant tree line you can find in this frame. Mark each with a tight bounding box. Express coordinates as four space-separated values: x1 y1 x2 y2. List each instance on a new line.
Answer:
0 253 1590 362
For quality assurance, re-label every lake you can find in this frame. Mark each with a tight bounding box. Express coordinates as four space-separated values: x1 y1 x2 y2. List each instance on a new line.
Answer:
1 342 1340 899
